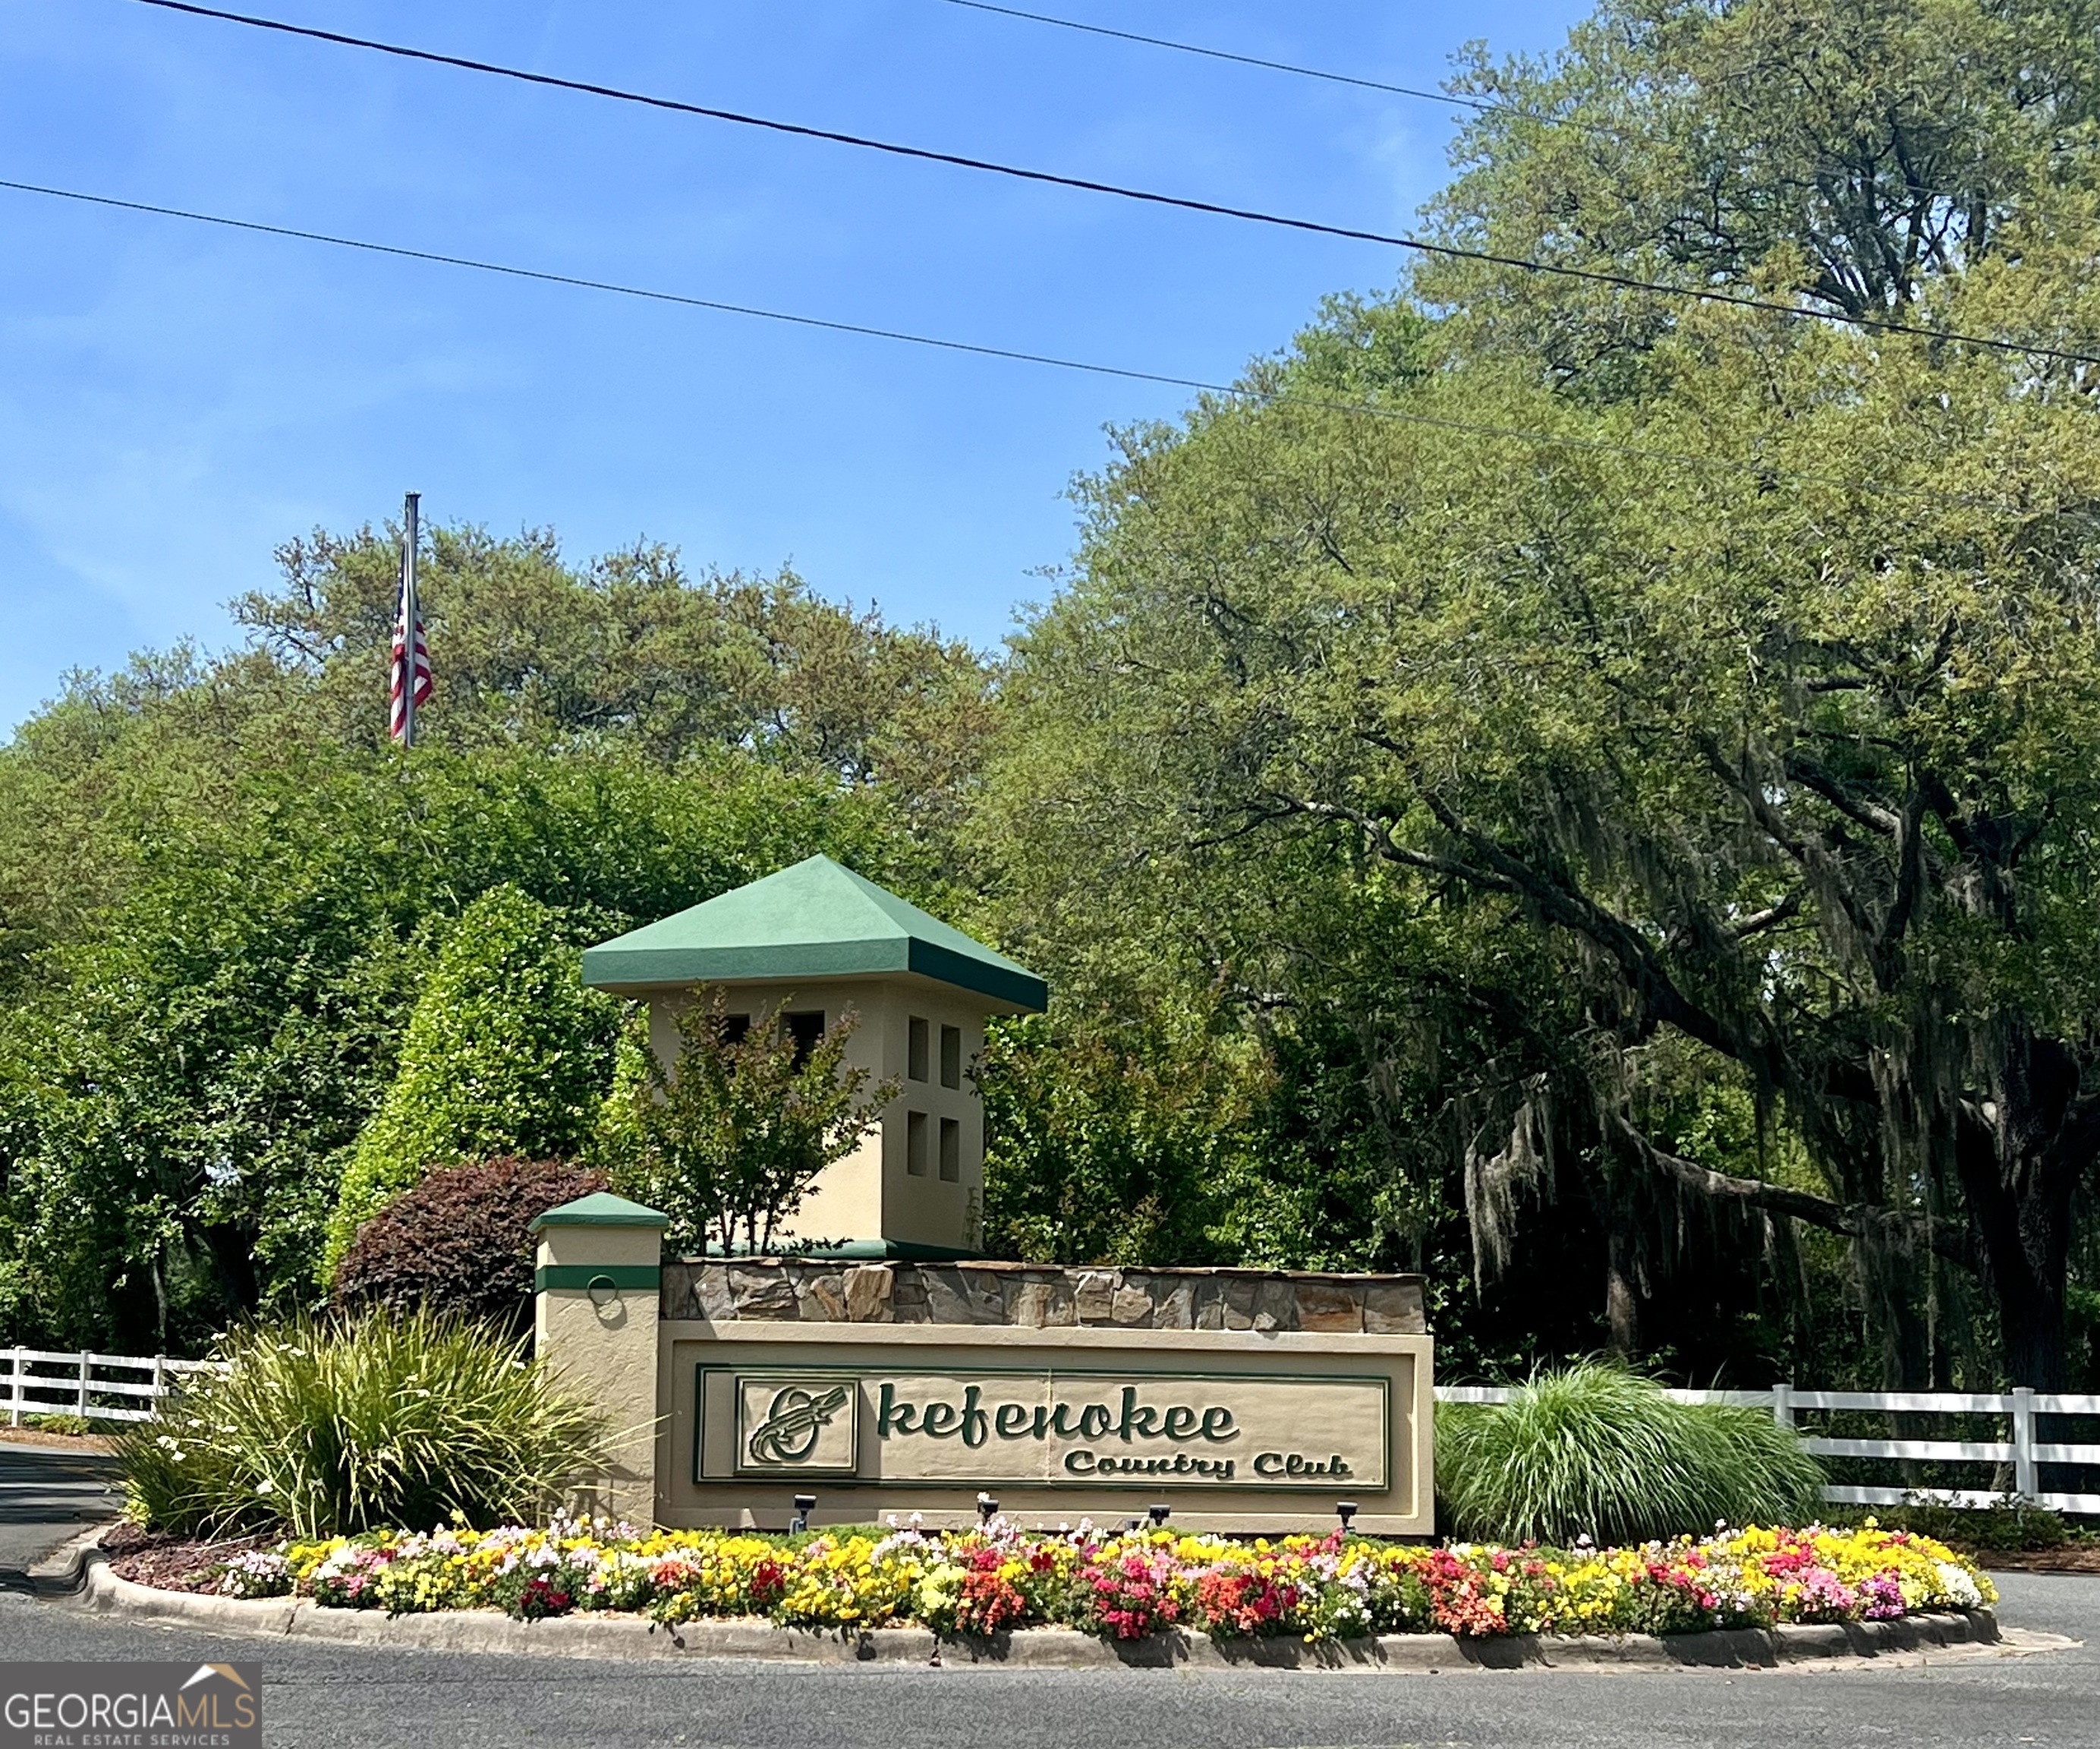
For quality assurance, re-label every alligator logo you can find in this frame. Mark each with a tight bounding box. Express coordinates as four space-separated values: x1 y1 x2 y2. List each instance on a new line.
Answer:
746 1383 852 1465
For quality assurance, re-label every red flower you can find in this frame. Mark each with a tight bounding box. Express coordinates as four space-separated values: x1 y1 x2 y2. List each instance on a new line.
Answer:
750 1559 787 1608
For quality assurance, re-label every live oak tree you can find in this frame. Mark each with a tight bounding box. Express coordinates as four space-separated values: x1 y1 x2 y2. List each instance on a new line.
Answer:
1422 0 2100 363
242 527 995 842
987 0 2100 1385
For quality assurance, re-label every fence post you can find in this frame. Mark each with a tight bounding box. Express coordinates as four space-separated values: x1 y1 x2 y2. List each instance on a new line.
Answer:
5 1347 15 1428
2013 1385 2039 1498
1771 1382 1793 1429
77 1351 89 1419
152 1355 164 1420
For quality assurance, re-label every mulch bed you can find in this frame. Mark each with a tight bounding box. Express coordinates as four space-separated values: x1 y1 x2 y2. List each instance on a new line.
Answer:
0 1428 115 1454
99 1522 271 1593
1972 1546 2100 1574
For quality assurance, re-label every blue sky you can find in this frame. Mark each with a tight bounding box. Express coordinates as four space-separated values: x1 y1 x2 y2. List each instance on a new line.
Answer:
0 0 1588 731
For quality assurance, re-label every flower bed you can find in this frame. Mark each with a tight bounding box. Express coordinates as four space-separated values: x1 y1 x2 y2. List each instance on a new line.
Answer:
168 1516 1993 1643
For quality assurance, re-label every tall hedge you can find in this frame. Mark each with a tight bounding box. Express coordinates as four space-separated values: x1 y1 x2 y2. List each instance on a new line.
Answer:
323 885 622 1270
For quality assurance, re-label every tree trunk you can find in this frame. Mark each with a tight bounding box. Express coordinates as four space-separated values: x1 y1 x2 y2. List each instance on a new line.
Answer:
1953 1096 2077 1390
1605 1233 1639 1359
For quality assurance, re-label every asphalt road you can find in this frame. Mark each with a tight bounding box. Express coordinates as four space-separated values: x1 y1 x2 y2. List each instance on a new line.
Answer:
0 1442 120 1574
0 1571 2086 1749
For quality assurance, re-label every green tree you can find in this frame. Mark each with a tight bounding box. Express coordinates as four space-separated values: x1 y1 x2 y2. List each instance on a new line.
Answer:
0 526 952 1348
621 990 895 1254
1424 0 2100 371
324 886 624 1272
985 1 2100 1382
238 525 993 840
978 1006 1277 1268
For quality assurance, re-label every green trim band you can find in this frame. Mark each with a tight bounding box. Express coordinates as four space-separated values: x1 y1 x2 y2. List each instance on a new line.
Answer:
535 1263 663 1292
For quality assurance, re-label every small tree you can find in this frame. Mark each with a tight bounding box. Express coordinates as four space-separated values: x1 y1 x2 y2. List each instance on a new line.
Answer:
626 989 895 1254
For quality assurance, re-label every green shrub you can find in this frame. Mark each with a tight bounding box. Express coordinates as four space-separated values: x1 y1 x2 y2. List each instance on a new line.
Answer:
621 988 894 1253
1436 1363 1825 1545
1829 1496 2075 1553
323 886 624 1272
25 1413 92 1436
115 1312 606 1539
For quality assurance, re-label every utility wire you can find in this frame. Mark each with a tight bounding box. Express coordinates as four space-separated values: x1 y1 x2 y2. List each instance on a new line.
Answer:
0 172 1887 491
934 0 1500 113
933 0 1632 147
115 0 2100 372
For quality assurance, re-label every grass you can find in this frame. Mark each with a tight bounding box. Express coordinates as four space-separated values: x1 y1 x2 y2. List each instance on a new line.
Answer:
114 1310 606 1540
22 1413 92 1435
1436 1362 1827 1545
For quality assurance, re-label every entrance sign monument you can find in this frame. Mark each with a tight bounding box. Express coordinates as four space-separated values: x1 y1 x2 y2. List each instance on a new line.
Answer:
537 859 1434 1534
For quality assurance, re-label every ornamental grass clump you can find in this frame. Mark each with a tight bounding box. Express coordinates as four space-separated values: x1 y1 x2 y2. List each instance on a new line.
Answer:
115 1311 606 1539
1436 1363 1825 1545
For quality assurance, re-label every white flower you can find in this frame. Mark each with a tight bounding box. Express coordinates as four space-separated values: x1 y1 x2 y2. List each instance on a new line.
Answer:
1935 1561 1983 1609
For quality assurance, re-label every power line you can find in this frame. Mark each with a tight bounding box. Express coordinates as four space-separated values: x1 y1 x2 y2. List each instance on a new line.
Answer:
0 172 1883 490
934 0 1501 113
933 0 1632 147
115 0 2100 372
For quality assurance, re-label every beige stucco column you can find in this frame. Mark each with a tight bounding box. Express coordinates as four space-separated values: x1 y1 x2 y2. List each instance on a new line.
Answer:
531 1192 668 1528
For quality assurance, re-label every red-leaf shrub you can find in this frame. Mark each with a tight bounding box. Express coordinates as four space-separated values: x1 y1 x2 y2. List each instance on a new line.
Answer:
330 1158 607 1331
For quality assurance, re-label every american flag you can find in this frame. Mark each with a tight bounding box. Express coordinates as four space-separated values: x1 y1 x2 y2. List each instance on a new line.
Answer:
389 518 431 744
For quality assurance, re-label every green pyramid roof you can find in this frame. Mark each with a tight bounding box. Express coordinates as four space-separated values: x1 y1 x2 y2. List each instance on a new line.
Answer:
580 855 1047 1012
528 1191 667 1231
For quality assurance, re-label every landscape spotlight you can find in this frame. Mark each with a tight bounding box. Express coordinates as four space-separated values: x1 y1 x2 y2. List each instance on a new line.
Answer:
791 1493 817 1533
1148 1504 1171 1528
1337 1502 1359 1531
977 1492 999 1527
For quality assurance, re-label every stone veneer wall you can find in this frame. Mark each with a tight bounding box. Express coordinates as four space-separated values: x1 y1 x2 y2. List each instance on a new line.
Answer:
661 1260 1425 1335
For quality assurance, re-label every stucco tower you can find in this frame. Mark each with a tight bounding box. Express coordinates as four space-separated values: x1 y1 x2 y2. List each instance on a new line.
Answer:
581 856 1048 1258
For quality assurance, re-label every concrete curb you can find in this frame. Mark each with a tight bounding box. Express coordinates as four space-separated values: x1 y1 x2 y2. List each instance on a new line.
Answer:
71 1551 2004 1670
24 1525 112 1597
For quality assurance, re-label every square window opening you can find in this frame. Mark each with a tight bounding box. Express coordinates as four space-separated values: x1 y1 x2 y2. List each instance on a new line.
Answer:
940 1024 962 1090
783 1010 825 1067
907 1111 930 1177
939 1116 961 1182
908 1016 930 1082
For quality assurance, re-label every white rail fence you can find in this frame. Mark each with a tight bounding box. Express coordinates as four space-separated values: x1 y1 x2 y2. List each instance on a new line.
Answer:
0 1348 219 1426
1437 1383 2100 1517
6 1351 2095 1518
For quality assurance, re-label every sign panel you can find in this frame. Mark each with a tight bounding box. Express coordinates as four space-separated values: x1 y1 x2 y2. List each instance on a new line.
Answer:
702 1365 1390 1489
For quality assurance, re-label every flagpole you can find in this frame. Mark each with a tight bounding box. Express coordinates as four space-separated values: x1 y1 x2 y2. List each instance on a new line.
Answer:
401 490 420 749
